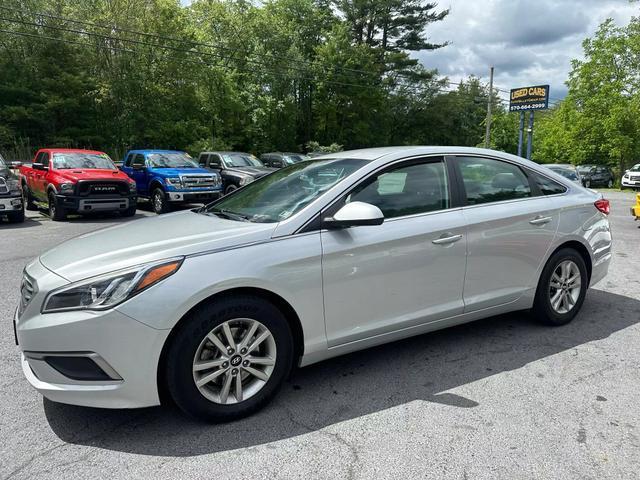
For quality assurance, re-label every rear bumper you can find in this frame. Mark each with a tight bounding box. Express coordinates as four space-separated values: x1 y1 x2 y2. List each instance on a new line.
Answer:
55 194 137 213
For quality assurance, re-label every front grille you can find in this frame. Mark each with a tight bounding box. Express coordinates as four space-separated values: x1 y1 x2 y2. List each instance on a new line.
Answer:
629 174 640 181
181 175 219 189
78 181 128 196
0 178 8 194
19 272 37 316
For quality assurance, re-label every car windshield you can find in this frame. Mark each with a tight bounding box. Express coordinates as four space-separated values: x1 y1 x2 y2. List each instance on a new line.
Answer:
629 164 640 172
222 153 263 168
549 166 579 181
283 154 305 164
148 153 198 168
52 153 116 170
202 158 368 223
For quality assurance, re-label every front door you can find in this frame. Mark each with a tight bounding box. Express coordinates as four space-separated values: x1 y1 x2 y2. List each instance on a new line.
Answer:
321 157 467 347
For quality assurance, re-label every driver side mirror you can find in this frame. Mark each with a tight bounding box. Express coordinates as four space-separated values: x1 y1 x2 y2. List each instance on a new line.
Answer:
32 162 48 171
323 202 384 229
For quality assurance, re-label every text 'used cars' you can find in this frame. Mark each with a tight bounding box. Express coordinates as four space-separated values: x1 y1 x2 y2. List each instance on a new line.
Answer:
14 147 612 422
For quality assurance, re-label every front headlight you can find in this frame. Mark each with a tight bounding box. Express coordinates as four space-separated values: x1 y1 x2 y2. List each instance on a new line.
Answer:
42 258 183 313
165 177 182 188
59 182 74 195
623 174 630 179
239 176 254 186
6 178 20 193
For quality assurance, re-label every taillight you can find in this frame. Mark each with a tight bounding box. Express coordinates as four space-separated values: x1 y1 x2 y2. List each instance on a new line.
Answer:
594 198 610 215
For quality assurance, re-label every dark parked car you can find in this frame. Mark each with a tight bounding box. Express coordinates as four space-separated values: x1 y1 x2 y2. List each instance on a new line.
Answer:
0 153 24 223
198 151 273 195
259 152 307 169
577 164 614 188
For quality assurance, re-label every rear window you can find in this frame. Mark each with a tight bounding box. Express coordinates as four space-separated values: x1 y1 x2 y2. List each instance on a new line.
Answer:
458 156 531 205
528 171 568 195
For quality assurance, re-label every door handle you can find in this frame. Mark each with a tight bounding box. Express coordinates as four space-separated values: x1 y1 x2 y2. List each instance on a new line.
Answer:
432 233 463 245
529 215 552 226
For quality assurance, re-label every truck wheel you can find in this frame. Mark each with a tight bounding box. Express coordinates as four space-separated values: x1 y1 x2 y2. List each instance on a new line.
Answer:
23 184 38 211
151 188 171 214
48 191 66 221
121 204 137 217
165 295 294 422
225 185 237 196
607 179 613 188
584 179 591 188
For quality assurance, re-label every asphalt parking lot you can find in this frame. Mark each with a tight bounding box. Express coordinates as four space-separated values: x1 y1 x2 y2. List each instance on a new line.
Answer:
1 191 639 480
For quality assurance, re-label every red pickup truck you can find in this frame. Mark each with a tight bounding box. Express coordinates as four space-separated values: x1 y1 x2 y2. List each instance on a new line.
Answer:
19 148 137 221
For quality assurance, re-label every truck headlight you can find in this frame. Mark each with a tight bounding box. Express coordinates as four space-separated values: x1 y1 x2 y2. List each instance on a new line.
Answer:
239 176 254 186
59 183 74 195
165 177 182 188
6 178 21 194
42 258 183 313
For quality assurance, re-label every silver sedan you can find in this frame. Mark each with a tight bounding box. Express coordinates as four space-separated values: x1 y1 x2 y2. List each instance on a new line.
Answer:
15 147 612 422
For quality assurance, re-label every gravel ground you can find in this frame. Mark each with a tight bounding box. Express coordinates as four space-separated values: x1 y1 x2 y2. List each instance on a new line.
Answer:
1 191 639 480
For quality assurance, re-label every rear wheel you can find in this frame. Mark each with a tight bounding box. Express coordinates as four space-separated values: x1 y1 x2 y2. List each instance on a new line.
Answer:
151 187 171 214
165 295 293 422
607 179 613 188
48 191 66 221
584 179 591 188
532 248 588 326
23 183 38 211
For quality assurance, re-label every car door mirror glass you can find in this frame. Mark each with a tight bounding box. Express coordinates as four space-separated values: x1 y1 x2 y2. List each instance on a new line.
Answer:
323 201 384 228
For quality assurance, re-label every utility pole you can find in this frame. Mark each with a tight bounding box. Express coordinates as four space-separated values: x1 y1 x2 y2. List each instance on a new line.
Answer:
517 111 524 157
526 110 535 160
484 66 494 148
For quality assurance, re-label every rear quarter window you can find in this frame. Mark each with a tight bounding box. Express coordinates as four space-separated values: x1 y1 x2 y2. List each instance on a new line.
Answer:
528 170 568 195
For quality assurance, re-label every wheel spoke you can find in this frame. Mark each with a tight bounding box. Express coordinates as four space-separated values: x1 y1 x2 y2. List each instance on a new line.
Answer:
239 320 259 349
244 366 269 381
222 322 236 351
206 332 228 354
219 372 233 404
560 262 570 280
235 374 243 402
195 367 226 387
248 330 272 353
551 290 563 310
247 356 275 366
566 292 576 306
193 358 226 372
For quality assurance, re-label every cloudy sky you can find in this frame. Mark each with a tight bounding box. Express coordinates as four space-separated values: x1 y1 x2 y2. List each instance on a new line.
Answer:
418 0 637 103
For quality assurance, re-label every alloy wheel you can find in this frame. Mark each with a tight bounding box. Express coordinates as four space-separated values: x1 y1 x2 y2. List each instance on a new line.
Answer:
548 260 581 314
192 318 276 405
153 191 163 213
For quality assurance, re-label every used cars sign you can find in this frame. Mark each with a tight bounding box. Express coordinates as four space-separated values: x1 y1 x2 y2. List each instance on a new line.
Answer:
509 85 550 111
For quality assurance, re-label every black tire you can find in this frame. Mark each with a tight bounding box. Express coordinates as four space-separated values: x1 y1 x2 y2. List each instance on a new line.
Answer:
532 248 588 326
48 191 66 221
165 295 294 422
121 203 137 217
151 187 171 214
7 206 25 223
23 183 38 211
584 179 591 188
607 179 613 188
224 184 238 195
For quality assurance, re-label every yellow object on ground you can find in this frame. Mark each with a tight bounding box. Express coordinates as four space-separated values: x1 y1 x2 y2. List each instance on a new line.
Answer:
632 193 640 220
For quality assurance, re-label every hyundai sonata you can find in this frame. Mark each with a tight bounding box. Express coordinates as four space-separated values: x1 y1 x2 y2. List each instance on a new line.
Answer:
15 147 612 422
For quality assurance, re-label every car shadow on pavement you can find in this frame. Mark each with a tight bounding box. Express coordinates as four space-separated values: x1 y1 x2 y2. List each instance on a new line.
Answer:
43 288 640 456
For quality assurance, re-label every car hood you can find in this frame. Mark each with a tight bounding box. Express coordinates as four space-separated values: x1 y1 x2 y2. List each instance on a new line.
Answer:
225 166 274 177
39 211 276 282
57 169 130 182
149 167 212 176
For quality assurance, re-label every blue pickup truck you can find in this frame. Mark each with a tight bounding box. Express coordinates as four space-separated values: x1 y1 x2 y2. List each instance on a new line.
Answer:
120 150 222 214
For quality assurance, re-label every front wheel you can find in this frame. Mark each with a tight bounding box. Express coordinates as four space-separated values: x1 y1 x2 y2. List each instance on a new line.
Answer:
607 179 613 188
532 248 588 326
584 179 591 188
7 206 25 223
224 184 238 196
165 295 294 422
151 188 171 214
121 203 137 217
48 192 66 221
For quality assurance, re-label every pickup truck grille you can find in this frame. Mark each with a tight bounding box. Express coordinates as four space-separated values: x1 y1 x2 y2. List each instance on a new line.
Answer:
0 178 8 195
78 181 129 196
181 175 220 189
19 271 37 316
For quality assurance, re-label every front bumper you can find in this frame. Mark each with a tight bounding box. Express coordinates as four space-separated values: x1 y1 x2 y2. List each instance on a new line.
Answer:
55 193 137 213
167 189 221 203
15 289 170 409
0 194 23 212
622 178 640 188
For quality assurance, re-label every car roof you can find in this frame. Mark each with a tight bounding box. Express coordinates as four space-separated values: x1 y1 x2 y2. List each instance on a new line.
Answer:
42 148 107 155
200 151 252 155
128 149 185 155
311 146 527 161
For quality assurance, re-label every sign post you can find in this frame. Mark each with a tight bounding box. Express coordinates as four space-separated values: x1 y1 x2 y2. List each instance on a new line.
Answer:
510 85 549 160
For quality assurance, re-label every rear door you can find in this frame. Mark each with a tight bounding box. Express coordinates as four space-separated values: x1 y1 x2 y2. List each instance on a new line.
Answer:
321 156 467 346
453 155 559 311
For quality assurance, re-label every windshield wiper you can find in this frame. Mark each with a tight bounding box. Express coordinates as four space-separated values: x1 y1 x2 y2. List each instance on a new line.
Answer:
204 208 250 222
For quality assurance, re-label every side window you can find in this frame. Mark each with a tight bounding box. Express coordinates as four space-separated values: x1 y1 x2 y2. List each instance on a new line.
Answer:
132 154 145 167
528 171 568 195
457 156 531 205
210 154 222 168
35 152 48 165
198 154 207 166
125 153 135 167
348 159 450 219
